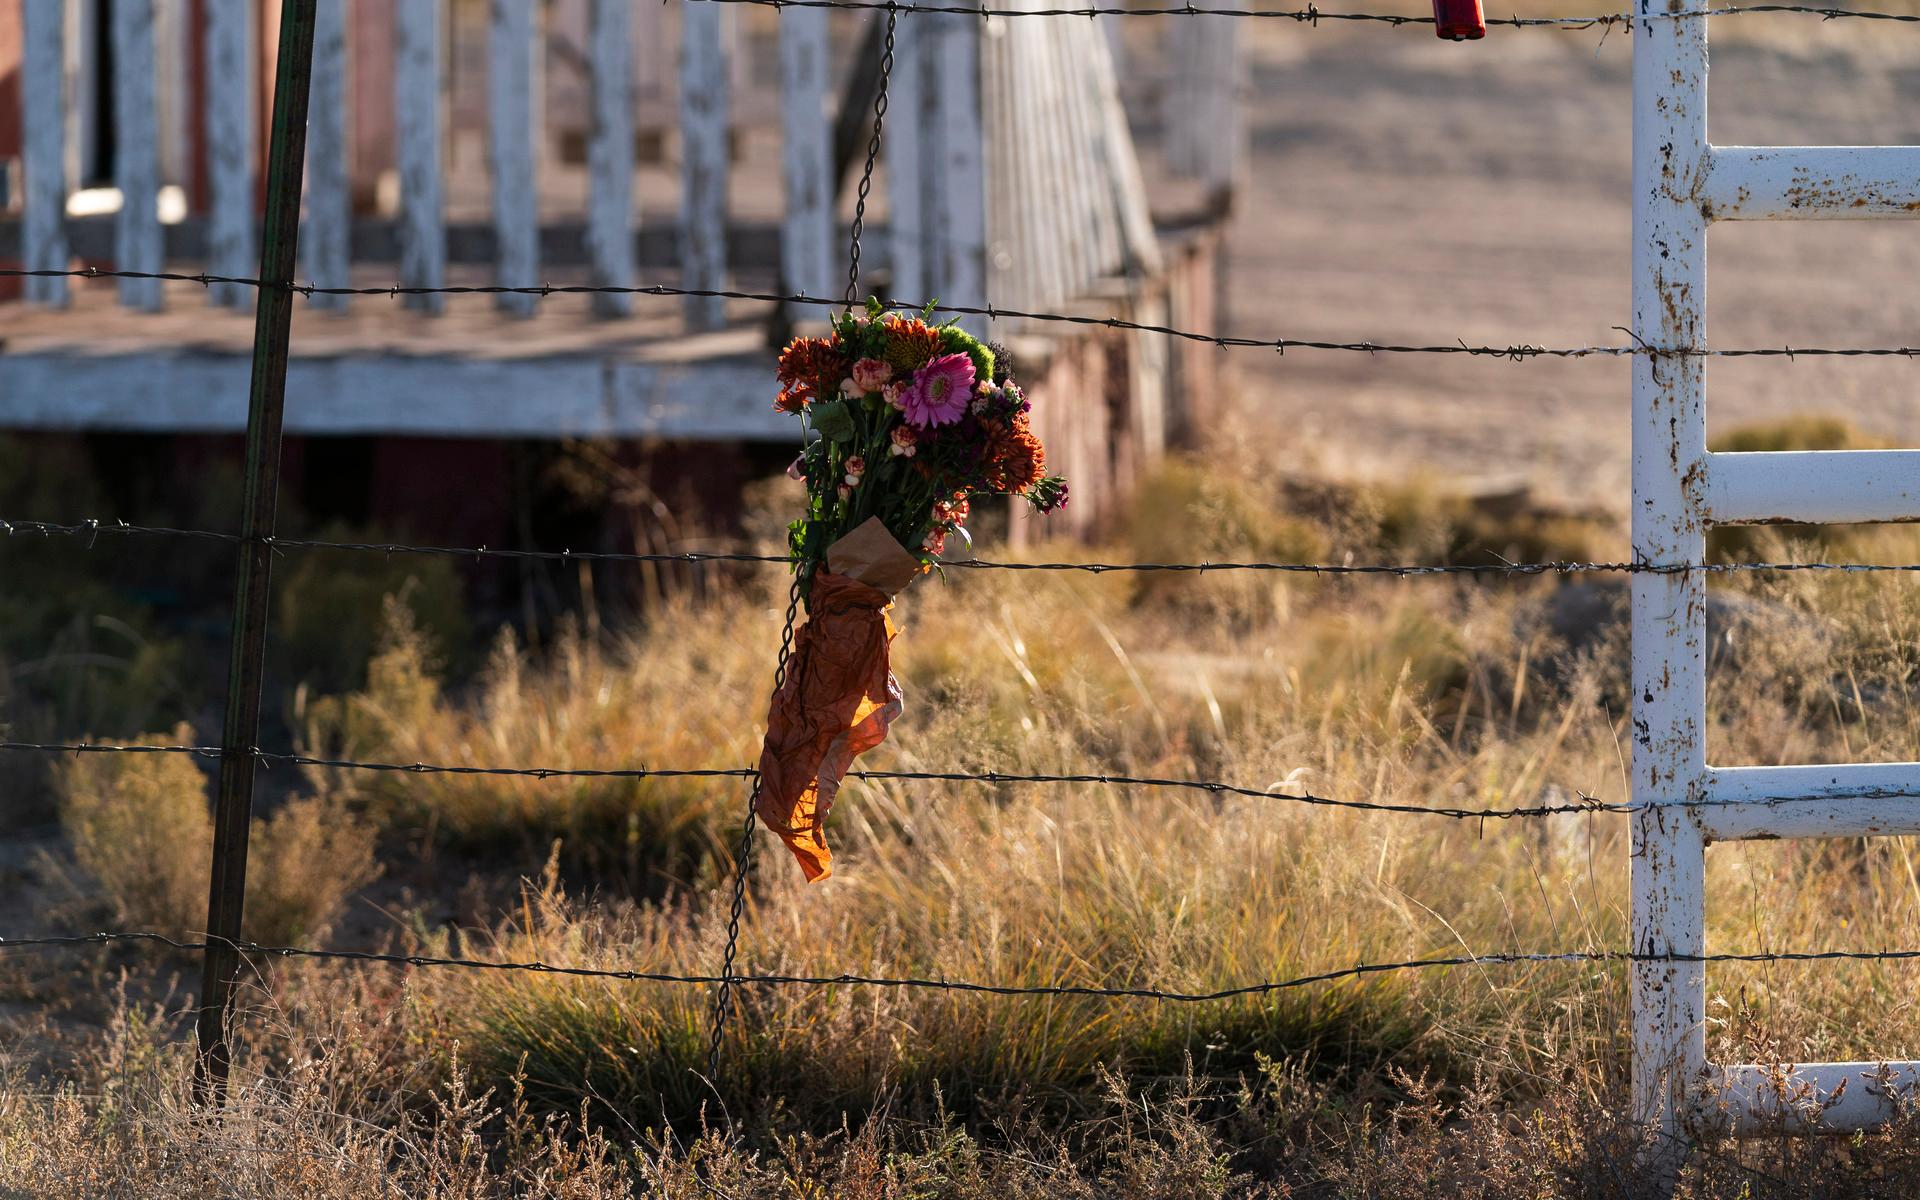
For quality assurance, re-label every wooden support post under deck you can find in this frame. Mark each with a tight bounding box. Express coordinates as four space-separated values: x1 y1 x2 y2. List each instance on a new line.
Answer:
680 2 730 331
303 0 350 311
779 5 835 319
113 0 164 312
585 0 633 317
204 0 254 310
489 0 540 318
395 0 446 314
21 0 69 307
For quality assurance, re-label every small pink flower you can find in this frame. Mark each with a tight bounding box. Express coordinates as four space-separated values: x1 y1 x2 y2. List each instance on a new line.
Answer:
889 426 918 458
922 528 947 555
844 455 866 487
785 454 805 481
837 483 852 502
899 353 976 428
851 358 893 393
882 381 909 411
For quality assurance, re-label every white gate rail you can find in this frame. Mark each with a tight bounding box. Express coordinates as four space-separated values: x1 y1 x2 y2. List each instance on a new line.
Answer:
1631 4 1920 1142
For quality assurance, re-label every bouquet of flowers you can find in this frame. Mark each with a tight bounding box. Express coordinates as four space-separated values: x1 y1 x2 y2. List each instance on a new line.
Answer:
755 303 1068 881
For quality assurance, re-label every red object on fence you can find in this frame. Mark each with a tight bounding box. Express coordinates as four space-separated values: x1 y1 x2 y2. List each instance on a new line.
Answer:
1433 0 1486 40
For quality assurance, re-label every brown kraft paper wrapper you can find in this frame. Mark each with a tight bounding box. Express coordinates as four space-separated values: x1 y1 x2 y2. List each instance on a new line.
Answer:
754 520 916 880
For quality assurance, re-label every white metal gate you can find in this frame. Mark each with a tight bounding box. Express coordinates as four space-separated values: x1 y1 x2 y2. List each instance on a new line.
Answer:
1631 3 1920 1139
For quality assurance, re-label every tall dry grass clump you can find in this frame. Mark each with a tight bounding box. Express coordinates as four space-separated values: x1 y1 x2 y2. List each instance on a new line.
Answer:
55 728 378 944
300 595 779 887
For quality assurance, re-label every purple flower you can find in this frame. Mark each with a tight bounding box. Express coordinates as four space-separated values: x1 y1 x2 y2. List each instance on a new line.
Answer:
898 353 976 428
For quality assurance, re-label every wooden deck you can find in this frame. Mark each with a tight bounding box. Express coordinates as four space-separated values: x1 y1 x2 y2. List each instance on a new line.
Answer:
0 266 798 439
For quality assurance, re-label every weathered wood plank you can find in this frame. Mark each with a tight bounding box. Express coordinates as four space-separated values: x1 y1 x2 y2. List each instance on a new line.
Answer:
1022 19 1069 308
0 351 796 442
1063 21 1121 276
21 0 69 307
395 0 446 314
303 0 350 311
1087 20 1162 276
679 2 730 331
585 0 633 316
488 0 539 317
885 16 926 303
112 0 164 311
929 1 987 339
204 0 254 309
980 18 1016 309
778 6 835 319
1164 10 1244 197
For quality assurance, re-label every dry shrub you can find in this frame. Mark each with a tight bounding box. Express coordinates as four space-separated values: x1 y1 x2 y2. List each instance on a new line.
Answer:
56 730 376 944
56 726 212 935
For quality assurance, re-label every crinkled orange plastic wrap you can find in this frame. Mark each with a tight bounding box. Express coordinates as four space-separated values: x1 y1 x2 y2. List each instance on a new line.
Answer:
755 521 916 881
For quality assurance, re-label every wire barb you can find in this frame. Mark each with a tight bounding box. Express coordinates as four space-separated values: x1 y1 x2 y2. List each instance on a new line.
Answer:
8 270 1920 361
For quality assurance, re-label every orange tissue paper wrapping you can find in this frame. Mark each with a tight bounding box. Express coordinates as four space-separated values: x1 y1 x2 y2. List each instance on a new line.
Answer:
754 519 919 881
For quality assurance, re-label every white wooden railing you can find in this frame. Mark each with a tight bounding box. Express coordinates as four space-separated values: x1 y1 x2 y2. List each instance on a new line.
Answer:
13 0 1178 341
1630 3 1920 1145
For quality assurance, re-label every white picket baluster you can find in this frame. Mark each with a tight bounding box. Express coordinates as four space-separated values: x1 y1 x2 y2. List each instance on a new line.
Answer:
585 0 633 317
779 6 835 319
396 0 446 314
679 2 730 331
204 0 253 309
489 0 540 317
112 0 163 312
302 0 350 311
21 0 69 308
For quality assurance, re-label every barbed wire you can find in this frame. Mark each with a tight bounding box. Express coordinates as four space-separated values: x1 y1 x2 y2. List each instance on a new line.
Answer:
0 739 1633 818
15 517 1920 577
6 738 1920 820
7 269 1918 361
1 931 1915 1002
692 1 1920 27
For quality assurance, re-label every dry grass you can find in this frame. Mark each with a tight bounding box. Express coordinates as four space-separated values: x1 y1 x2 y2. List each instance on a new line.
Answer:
54 730 379 945
10 426 1920 1194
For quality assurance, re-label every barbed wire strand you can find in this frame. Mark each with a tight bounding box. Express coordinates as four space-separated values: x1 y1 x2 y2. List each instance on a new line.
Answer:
1 931 1915 1002
694 0 1920 25
15 517 1920 576
6 269 1918 361
6 739 1919 821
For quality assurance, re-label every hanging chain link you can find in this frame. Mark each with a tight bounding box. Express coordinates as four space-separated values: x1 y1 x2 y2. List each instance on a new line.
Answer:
705 573 806 1080
706 2 901 1083
844 4 900 312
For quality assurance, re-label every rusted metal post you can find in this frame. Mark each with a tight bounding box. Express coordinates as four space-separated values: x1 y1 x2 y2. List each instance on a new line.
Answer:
1628 0 1709 1154
194 0 318 1103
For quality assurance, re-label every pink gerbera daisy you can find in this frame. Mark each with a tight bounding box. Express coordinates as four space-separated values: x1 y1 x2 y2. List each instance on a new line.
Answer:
898 353 976 428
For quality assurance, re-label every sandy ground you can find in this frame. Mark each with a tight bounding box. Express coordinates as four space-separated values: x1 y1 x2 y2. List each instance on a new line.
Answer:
1197 20 1920 511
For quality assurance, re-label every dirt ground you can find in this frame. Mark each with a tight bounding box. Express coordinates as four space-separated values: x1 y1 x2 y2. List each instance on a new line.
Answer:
1197 19 1920 512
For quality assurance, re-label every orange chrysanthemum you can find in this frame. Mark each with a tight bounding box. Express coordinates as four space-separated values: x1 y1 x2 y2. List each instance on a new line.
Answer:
984 419 1046 492
776 336 846 412
879 314 943 374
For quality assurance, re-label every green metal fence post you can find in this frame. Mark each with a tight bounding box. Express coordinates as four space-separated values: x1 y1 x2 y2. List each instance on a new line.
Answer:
194 0 319 1103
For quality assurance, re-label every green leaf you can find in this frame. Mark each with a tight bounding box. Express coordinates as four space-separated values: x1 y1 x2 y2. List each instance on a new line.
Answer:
811 399 856 443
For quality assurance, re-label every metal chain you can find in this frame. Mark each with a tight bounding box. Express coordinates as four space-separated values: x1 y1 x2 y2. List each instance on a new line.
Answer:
844 3 899 312
704 573 806 1080
707 1 902 1081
